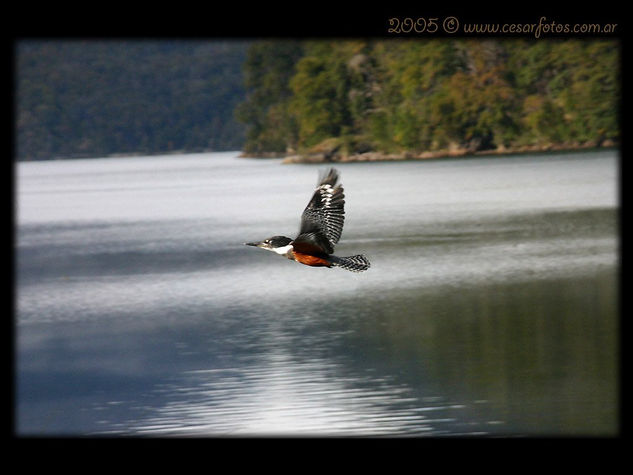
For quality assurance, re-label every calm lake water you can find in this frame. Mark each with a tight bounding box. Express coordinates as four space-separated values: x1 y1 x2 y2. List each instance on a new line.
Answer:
16 150 619 436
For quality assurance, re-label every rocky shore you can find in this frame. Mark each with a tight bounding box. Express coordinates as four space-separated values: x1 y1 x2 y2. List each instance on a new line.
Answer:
240 139 618 164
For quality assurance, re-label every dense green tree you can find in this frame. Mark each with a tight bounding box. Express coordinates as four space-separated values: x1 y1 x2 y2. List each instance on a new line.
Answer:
427 41 518 150
369 40 465 151
508 39 620 145
234 40 303 154
288 42 364 149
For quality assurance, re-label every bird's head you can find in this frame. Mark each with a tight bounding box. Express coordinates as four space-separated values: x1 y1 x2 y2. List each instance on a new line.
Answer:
244 236 293 254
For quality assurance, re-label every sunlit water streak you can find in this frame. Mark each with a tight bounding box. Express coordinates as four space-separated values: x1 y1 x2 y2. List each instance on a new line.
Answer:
96 350 488 437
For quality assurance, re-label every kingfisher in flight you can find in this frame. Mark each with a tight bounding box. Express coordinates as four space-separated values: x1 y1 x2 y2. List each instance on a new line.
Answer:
245 168 370 272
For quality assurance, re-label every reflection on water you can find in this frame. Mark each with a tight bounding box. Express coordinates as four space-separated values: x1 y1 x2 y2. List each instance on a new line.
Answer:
86 269 613 437
123 358 453 436
16 150 619 436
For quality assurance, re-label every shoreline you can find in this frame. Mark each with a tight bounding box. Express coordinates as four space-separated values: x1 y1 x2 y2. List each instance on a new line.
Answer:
23 142 617 163
240 140 617 164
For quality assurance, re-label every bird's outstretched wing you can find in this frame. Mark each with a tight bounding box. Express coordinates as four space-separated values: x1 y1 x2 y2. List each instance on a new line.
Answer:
293 168 345 255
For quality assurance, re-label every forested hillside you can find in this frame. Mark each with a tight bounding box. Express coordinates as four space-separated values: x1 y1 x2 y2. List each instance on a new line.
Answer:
16 40 249 160
237 39 619 159
16 39 619 162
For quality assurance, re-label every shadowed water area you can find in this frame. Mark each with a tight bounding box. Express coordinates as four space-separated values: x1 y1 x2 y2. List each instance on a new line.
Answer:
16 150 618 436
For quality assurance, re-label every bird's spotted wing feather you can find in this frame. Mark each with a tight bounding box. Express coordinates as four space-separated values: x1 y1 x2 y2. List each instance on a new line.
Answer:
293 168 345 255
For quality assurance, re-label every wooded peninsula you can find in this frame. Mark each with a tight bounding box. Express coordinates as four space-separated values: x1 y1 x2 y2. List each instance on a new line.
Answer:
237 39 619 163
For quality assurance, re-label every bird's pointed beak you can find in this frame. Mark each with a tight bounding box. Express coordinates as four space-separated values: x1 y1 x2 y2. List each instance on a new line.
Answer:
244 241 261 247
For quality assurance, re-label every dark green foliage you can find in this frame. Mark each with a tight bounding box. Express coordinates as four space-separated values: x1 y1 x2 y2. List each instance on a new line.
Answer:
16 40 250 160
238 39 620 156
234 40 303 154
18 39 620 161
289 42 355 148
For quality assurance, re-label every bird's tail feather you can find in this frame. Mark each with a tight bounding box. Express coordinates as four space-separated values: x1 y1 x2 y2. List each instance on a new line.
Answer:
330 254 371 272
